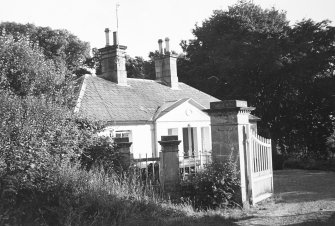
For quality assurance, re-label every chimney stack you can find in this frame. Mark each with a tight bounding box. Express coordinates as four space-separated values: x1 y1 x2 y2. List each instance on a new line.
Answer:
98 30 127 86
154 37 179 89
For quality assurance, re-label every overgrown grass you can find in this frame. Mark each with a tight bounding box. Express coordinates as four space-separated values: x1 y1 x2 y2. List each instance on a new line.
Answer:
0 163 243 226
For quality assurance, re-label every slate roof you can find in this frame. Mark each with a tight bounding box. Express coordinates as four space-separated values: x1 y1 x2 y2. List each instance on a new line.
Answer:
75 75 220 122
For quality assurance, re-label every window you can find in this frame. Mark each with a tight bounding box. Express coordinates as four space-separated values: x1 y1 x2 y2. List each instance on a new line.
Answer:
115 130 131 138
167 128 178 136
114 130 133 153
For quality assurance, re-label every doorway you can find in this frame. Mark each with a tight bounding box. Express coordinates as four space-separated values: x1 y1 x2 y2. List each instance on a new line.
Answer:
182 127 197 157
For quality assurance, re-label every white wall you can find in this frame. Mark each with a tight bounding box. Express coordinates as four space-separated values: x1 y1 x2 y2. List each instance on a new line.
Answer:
97 101 212 159
155 101 212 157
99 124 154 159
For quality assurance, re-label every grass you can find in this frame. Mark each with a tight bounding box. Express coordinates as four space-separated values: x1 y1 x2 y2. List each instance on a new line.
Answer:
0 163 245 226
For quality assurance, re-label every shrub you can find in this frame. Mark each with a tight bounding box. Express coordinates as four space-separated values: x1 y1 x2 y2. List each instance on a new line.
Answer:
80 136 123 172
181 156 240 210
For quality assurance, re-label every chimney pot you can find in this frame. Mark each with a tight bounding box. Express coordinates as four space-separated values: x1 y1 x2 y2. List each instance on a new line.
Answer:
165 37 170 53
105 28 110 46
158 39 163 54
113 31 118 46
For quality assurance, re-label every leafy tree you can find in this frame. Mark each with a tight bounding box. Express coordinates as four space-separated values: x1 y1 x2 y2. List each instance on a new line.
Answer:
0 22 91 77
0 34 65 96
180 1 335 159
126 55 145 78
126 55 155 79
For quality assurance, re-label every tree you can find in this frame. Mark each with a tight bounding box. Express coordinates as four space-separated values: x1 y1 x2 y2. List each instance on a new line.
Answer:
0 34 68 98
180 1 335 158
0 22 91 77
126 55 155 79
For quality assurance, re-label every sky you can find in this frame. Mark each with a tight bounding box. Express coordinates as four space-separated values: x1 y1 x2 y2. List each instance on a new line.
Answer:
1 0 335 58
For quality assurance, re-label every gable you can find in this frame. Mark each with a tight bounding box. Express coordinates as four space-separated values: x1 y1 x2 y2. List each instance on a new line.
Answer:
156 99 210 122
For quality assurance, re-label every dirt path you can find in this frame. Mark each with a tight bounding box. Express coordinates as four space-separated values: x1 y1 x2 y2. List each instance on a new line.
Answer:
237 169 335 225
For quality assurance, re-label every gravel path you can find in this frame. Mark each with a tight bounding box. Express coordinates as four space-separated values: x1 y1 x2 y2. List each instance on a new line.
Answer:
237 169 335 225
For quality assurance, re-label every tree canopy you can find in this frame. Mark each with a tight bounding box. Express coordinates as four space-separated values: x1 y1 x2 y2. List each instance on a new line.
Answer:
0 22 91 77
179 1 335 159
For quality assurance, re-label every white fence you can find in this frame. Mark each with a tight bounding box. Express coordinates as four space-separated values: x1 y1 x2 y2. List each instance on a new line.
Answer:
248 131 273 205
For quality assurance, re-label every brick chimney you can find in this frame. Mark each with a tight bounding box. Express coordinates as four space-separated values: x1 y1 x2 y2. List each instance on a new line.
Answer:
98 29 127 86
154 37 179 89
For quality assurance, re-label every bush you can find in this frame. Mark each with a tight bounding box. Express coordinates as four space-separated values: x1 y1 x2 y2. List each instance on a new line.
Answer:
181 156 240 210
80 136 123 172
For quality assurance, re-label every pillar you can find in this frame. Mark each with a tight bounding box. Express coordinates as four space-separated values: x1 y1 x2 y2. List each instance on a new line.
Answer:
158 135 181 198
206 100 254 206
114 137 133 170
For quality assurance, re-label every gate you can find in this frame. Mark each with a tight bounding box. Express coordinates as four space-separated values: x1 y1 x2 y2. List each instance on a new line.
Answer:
248 131 273 205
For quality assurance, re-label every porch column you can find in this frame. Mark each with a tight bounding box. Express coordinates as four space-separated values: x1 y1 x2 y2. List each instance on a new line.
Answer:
114 137 133 170
159 135 181 199
206 100 254 206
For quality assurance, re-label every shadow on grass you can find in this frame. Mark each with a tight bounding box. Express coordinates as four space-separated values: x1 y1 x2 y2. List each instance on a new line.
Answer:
274 170 335 204
234 211 335 226
288 211 335 226
123 214 254 226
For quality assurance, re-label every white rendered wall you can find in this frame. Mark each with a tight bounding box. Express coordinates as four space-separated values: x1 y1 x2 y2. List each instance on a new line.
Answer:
97 101 212 159
155 101 212 157
99 124 154 159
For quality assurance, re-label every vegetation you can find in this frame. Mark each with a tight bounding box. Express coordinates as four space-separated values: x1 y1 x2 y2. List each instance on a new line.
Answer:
0 163 241 226
178 0 335 160
181 157 241 210
0 22 92 77
283 158 335 171
1 1 334 224
0 23 242 225
91 1 335 161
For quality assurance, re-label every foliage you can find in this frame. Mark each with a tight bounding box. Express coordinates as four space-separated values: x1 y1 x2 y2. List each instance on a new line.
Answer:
181 157 240 210
179 0 335 159
326 118 335 156
0 92 92 189
283 158 335 171
0 163 227 226
90 46 156 80
0 33 80 109
126 55 155 79
0 22 91 77
0 34 62 96
80 136 123 172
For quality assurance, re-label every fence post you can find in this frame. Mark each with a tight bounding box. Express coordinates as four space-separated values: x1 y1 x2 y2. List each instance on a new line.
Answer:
114 137 133 170
158 135 181 199
205 100 255 207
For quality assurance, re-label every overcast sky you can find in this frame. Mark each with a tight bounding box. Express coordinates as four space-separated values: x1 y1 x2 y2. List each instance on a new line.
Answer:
1 0 334 58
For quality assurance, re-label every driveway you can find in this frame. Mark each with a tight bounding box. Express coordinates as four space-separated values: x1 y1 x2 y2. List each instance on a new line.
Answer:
237 169 335 225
